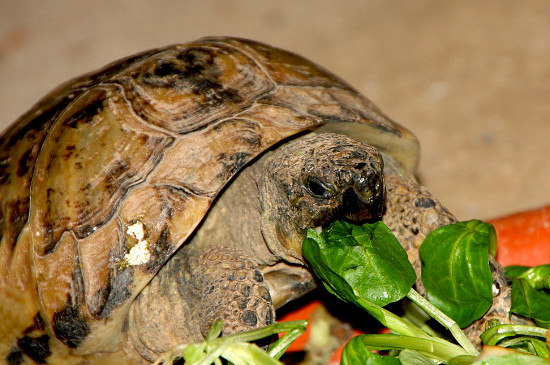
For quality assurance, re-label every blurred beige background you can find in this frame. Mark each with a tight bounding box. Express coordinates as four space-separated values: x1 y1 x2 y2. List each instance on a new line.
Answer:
1 0 549 220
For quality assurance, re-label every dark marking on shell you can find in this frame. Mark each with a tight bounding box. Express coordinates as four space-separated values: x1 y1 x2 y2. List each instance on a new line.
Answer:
6 347 23 365
23 313 46 334
177 48 210 76
143 227 173 274
95 266 134 319
153 59 182 78
61 145 76 160
16 335 50 364
16 148 33 177
42 195 57 254
0 211 4 246
52 305 90 349
63 98 105 128
6 198 30 250
0 158 9 185
3 95 66 149
89 286 110 319
74 222 95 240
217 152 250 181
141 48 214 89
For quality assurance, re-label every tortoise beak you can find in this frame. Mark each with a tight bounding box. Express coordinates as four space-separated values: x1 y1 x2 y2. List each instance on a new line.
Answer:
342 172 385 222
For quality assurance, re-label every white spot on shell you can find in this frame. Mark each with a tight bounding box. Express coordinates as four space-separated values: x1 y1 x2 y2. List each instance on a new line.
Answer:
314 226 323 234
127 221 146 241
125 240 151 266
124 221 150 266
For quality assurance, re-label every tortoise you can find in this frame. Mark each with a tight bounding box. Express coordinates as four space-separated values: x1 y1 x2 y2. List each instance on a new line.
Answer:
0 36 518 364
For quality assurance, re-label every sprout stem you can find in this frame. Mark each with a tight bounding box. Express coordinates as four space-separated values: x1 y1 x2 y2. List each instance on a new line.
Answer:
407 289 479 356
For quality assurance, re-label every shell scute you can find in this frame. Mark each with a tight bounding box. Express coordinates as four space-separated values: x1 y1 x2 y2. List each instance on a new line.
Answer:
210 37 353 90
30 84 175 256
34 231 79 327
78 216 128 318
112 43 275 135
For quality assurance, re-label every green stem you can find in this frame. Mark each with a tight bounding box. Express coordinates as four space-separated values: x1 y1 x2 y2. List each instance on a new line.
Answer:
407 288 479 356
480 324 549 346
355 296 431 339
357 334 469 363
222 320 308 344
267 328 307 359
195 342 231 365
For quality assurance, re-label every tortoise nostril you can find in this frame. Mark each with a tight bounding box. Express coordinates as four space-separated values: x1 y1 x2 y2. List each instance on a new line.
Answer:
356 174 382 201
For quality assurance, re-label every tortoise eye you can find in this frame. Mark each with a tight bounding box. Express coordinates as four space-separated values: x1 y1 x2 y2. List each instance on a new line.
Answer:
305 177 334 199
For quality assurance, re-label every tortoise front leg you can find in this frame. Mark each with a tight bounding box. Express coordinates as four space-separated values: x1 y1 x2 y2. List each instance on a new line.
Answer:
383 174 526 345
186 246 275 338
124 245 274 362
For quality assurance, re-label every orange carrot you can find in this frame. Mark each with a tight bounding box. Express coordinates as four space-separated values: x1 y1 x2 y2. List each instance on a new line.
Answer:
278 300 319 352
489 205 550 267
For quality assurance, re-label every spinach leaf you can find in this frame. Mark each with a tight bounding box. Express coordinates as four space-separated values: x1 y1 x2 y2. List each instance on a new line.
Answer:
420 220 494 328
511 277 550 328
505 265 550 328
303 220 417 306
517 265 550 290
505 265 531 279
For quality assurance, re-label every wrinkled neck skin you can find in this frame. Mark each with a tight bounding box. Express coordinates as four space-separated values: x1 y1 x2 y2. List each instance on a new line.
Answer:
185 148 315 309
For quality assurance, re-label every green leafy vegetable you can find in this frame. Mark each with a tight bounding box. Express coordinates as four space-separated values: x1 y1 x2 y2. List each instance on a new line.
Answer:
514 265 550 290
420 220 494 328
511 278 550 328
303 220 416 306
504 265 550 328
303 220 479 361
505 265 531 279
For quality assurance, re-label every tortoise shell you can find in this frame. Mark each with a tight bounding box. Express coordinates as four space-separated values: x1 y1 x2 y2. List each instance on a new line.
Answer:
0 36 418 361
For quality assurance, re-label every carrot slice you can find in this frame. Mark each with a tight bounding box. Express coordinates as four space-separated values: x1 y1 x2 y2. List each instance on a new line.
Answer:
489 205 550 267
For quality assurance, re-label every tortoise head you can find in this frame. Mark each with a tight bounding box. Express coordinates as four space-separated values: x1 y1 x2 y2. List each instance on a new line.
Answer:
259 133 385 265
